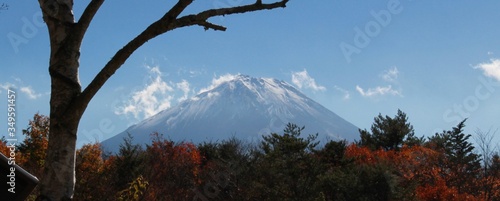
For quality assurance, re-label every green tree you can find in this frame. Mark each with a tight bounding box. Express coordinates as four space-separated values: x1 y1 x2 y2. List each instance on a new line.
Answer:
35 1 290 199
197 137 252 200
428 119 481 195
113 133 146 191
251 123 323 200
316 140 349 167
358 109 420 151
318 163 400 201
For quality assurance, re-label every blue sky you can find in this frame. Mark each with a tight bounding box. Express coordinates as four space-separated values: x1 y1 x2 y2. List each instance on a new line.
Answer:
1 1 500 148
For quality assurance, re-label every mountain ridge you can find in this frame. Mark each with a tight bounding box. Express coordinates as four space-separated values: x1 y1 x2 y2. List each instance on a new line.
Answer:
102 74 359 152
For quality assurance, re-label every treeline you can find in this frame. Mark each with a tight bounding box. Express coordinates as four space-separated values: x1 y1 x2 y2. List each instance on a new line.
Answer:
1 111 500 201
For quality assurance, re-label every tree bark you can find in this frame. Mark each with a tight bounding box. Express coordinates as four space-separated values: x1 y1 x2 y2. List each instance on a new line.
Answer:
37 1 109 200
36 0 288 200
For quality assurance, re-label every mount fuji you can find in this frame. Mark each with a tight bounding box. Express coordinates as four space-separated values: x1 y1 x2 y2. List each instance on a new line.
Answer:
102 75 359 152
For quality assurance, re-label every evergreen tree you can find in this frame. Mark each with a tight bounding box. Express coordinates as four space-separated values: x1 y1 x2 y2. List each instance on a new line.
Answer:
197 137 253 201
317 162 400 201
428 119 481 195
251 123 322 200
261 123 319 158
358 109 420 151
316 140 349 167
113 133 146 191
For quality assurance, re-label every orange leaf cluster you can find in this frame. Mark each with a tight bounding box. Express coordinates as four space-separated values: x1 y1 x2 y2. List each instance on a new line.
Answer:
145 134 202 200
345 144 487 200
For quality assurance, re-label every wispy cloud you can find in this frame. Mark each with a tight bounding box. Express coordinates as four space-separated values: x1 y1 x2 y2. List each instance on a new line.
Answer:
20 86 42 99
115 66 175 120
474 58 500 81
176 79 191 102
1 81 43 100
356 67 402 98
381 67 399 82
199 73 238 94
0 82 15 93
356 85 401 97
291 69 326 92
334 85 350 100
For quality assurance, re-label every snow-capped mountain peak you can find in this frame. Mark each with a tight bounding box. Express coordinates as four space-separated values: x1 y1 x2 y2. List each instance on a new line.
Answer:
102 75 359 152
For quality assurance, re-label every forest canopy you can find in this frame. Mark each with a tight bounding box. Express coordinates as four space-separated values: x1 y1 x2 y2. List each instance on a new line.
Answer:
1 111 499 201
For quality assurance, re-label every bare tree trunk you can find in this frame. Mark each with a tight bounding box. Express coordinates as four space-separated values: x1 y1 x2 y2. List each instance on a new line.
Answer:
37 1 85 200
475 129 499 201
36 0 289 200
40 35 86 200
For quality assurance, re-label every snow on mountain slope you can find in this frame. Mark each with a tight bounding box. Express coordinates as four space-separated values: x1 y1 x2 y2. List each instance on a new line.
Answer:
102 75 359 152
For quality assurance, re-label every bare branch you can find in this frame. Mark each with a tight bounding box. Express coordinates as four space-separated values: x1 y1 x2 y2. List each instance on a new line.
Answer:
161 0 194 21
475 128 499 169
75 0 104 41
199 21 227 31
175 0 288 30
76 0 288 111
76 0 195 109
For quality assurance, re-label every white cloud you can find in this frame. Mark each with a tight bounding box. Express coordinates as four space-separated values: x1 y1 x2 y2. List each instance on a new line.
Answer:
199 73 238 94
1 82 43 100
334 85 350 100
115 66 175 120
0 82 15 93
291 69 326 92
20 86 42 99
355 67 403 98
381 67 399 82
474 58 500 81
176 79 191 102
356 85 401 97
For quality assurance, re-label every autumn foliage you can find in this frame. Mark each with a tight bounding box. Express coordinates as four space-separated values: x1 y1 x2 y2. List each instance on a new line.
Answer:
144 133 202 200
2 112 500 201
344 144 484 200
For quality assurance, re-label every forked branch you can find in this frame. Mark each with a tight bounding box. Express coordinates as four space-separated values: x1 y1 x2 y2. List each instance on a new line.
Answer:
75 0 105 42
175 0 289 31
76 0 289 111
